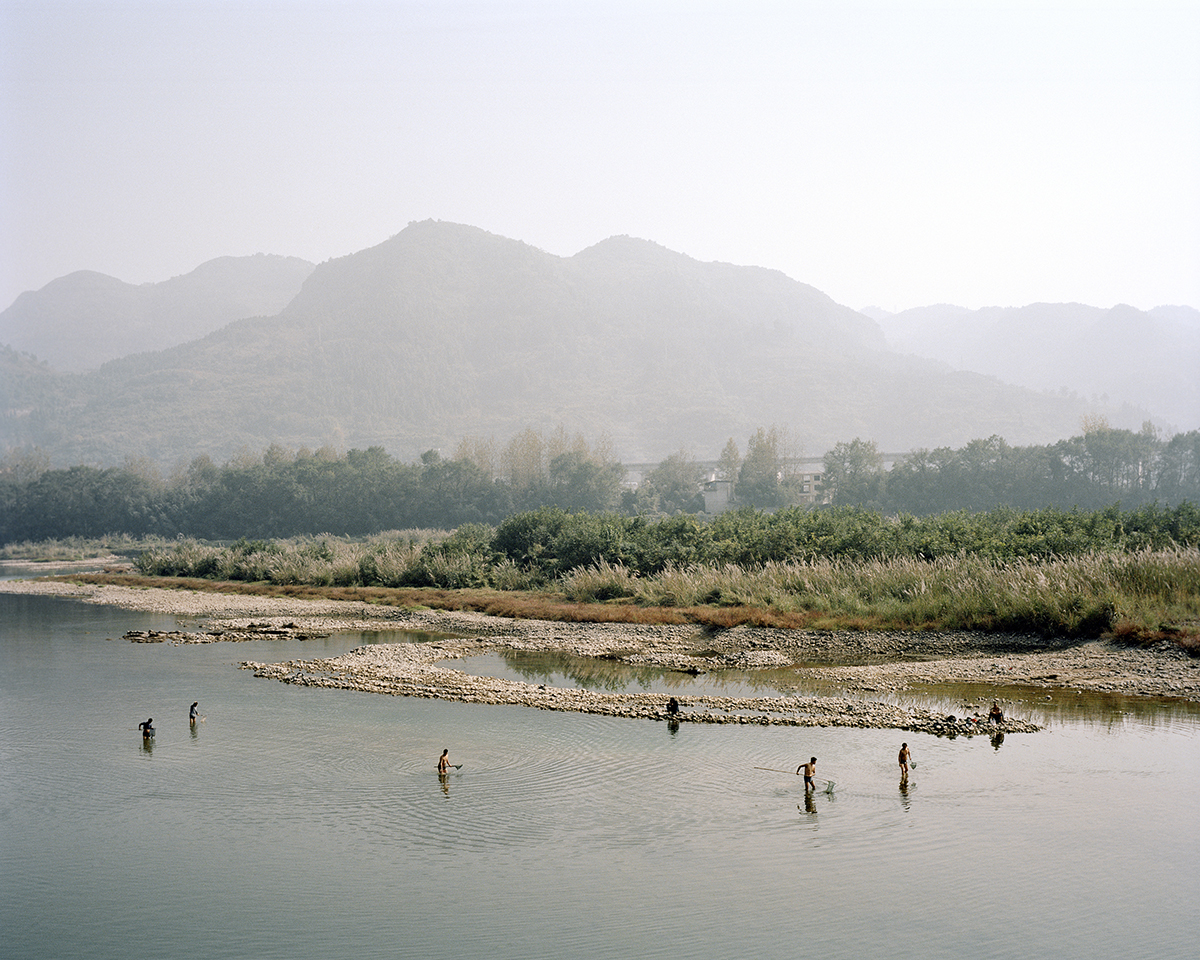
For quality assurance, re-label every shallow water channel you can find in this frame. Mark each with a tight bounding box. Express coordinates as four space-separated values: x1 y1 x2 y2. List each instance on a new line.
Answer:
2 592 1197 960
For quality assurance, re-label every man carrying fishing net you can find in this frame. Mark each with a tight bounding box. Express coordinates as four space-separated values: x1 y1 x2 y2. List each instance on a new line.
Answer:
796 757 817 792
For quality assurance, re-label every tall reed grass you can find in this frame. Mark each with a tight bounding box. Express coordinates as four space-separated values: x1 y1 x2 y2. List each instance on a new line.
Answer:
558 548 1200 639
135 531 446 587
129 527 1200 642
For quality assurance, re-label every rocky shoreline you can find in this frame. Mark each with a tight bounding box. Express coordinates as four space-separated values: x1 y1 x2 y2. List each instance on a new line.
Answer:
5 578 1199 733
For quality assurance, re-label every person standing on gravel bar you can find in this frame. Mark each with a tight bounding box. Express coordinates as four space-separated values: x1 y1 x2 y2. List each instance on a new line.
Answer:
797 757 817 792
989 702 1004 724
898 743 911 780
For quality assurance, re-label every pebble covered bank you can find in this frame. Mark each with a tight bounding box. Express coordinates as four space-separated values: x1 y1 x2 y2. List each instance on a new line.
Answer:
6 578 1198 734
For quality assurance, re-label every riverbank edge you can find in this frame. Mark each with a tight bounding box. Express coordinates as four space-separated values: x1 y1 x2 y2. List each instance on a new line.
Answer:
4 578 1198 728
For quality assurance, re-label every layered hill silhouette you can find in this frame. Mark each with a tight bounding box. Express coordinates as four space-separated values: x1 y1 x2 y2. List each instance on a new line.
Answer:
867 303 1199 433
1 221 1157 468
0 254 315 370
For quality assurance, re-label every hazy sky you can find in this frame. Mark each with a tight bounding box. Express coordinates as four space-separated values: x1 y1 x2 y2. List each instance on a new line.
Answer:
2 0 1198 313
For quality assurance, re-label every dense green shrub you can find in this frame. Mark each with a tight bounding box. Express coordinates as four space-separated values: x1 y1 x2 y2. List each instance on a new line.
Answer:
123 508 1200 639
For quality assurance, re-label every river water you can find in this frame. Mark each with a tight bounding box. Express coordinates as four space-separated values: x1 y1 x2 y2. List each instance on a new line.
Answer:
1 592 1197 960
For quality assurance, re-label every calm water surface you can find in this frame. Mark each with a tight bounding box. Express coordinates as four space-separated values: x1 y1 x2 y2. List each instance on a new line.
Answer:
1 593 1197 960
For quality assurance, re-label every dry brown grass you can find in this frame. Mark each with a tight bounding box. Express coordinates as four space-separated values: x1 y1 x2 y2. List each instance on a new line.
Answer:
1110 617 1200 651
53 573 837 629
54 573 692 624
47 571 1200 652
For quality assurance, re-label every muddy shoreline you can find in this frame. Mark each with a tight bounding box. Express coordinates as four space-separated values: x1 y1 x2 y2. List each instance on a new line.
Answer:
5 578 1198 732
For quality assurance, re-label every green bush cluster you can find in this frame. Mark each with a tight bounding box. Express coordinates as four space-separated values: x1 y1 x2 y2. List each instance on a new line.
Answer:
135 504 1200 587
136 531 443 587
128 504 1200 639
492 503 1200 577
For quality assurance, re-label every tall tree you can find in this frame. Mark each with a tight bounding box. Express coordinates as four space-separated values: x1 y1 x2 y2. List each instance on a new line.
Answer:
738 427 785 509
717 438 741 498
501 428 547 510
631 449 705 514
546 451 624 514
1155 430 1200 505
454 435 498 478
821 438 885 507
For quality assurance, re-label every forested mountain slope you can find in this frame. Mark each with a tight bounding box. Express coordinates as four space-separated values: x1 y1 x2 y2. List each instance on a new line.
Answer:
0 221 1143 467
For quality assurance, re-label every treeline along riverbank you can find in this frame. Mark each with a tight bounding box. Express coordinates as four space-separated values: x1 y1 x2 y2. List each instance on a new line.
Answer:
2 425 1198 542
5 425 1198 647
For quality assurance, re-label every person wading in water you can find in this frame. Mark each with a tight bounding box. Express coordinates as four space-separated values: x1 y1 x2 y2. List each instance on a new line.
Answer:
796 757 817 792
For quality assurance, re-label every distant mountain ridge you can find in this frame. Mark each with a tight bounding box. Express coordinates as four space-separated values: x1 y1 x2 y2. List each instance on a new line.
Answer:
0 222 1166 467
870 302 1199 432
0 254 315 370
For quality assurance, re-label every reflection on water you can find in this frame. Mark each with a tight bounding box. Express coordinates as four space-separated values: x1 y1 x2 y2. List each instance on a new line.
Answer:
444 647 1200 730
445 648 706 693
324 627 449 647
444 647 858 699
898 680 1200 730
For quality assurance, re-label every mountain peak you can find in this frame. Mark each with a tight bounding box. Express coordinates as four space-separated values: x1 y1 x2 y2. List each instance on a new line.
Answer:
573 234 687 265
0 255 314 370
4 224 1176 467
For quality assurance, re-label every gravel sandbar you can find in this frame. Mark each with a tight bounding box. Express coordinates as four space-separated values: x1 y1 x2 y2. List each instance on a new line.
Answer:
6 578 1197 732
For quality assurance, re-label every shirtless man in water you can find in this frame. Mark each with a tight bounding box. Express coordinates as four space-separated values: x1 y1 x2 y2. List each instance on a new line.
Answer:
898 743 911 780
438 749 451 774
796 757 817 792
